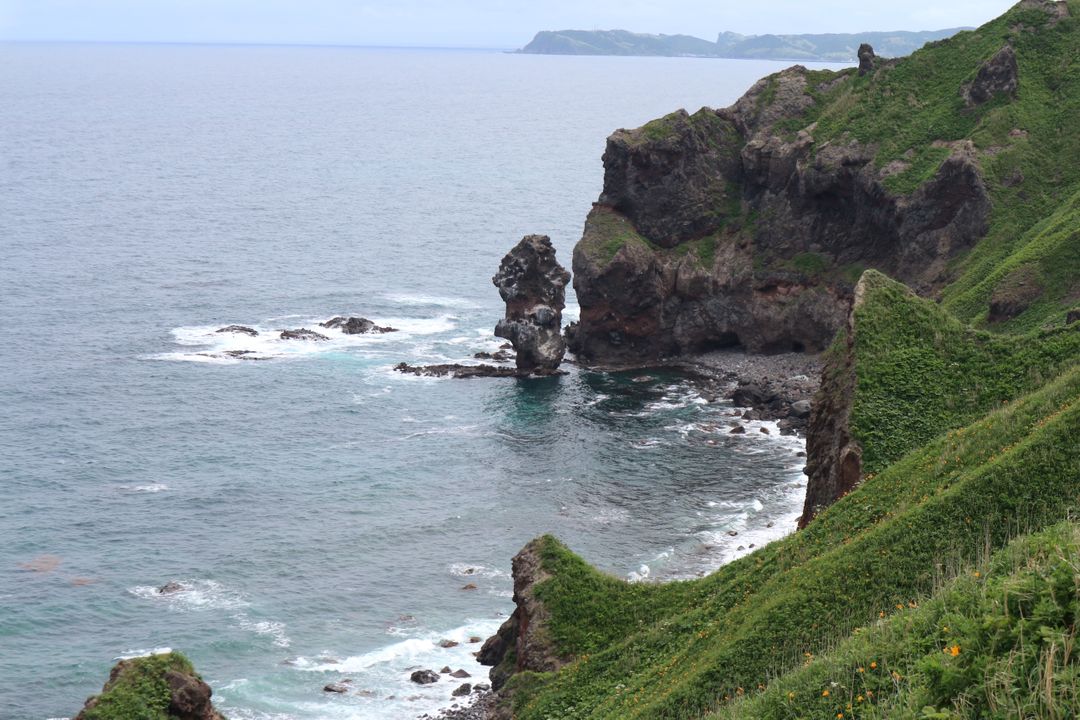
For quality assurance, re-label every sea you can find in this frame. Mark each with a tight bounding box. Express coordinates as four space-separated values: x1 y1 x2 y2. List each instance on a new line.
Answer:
0 43 844 720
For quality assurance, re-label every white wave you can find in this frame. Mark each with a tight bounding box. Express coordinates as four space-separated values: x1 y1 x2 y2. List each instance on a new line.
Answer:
118 483 168 493
233 615 291 648
448 563 510 580
128 579 250 611
115 647 172 660
628 564 650 582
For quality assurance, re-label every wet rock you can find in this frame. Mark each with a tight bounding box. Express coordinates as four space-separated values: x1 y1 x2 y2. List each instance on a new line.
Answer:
438 639 459 649
215 325 258 336
393 362 565 380
727 530 739 537
493 235 571 372
450 669 471 678
410 669 440 685
452 684 472 697
324 680 352 693
729 425 746 434
964 45 1018 106
857 43 875 75
157 581 187 595
760 427 770 434
462 583 478 590
320 316 397 334
791 400 812 418
440 666 452 674
473 350 514 362
280 328 329 341
468 636 483 644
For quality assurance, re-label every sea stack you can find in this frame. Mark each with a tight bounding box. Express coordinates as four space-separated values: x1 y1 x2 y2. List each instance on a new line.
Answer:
493 235 571 373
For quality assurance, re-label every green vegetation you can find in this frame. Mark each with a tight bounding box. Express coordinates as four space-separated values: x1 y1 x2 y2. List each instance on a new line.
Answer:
78 652 206 720
578 206 660 263
848 270 1080 474
505 267 1080 716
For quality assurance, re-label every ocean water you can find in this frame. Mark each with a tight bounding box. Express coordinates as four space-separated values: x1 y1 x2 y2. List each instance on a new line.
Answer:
0 44 840 719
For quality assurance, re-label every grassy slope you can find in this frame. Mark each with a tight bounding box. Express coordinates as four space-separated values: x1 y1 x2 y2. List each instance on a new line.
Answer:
712 521 1080 720
508 308 1080 718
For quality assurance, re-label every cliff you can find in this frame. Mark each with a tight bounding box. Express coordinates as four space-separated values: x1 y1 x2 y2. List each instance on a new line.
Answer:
569 0 1079 366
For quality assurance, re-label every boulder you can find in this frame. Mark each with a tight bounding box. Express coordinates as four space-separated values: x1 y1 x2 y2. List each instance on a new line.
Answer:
324 680 352 693
280 328 329 341
492 235 571 372
791 400 812 418
450 669 471 678
410 669 440 685
157 581 187 595
438 639 459 649
452 683 472 697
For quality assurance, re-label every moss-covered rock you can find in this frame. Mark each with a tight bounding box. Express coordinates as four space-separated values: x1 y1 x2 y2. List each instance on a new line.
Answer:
75 652 224 720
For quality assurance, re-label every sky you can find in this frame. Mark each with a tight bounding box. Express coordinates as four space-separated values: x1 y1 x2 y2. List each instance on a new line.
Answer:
0 0 1020 48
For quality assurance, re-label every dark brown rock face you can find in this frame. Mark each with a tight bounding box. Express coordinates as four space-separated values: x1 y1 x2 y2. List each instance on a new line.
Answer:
479 539 569 692
964 45 1018 106
493 235 571 372
857 43 875 75
75 658 224 720
570 62 992 366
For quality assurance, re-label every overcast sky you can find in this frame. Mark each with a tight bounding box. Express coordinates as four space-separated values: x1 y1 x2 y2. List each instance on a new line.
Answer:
0 0 1018 48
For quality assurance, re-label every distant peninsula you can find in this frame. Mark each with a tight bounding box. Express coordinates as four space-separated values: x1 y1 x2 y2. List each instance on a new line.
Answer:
519 27 968 62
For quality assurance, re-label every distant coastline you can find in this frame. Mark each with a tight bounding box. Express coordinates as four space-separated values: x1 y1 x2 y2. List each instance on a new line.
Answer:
518 27 968 62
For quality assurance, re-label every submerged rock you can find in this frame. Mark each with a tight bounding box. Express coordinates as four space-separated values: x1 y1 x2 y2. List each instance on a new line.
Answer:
157 581 188 595
320 316 398 334
215 325 259 336
280 328 330 341
492 235 571 373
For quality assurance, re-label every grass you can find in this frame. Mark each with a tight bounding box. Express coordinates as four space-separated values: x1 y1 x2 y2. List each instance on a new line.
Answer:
77 652 211 720
847 270 1080 474
712 521 1080 719
506 338 1080 719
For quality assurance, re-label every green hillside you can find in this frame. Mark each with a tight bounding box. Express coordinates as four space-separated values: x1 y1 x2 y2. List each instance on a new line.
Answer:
496 270 1080 718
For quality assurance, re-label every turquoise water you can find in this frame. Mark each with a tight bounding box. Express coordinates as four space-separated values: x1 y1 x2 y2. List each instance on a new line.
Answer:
0 43 833 719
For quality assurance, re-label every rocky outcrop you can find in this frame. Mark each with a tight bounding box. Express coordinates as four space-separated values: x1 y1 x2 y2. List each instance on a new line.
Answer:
857 43 875 75
493 235 571 372
964 45 1018 106
215 325 258 336
570 57 992 366
75 653 224 720
479 539 569 692
320 316 397 334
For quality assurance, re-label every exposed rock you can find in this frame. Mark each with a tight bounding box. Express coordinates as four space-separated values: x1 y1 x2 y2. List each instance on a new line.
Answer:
857 43 875 75
452 683 472 697
492 235 571 372
964 45 1019 106
473 350 514 362
439 639 460 649
280 328 329 341
988 264 1043 323
320 316 397 334
157 581 188 595
394 362 565 379
75 655 224 720
729 425 746 434
215 325 258 336
1068 309 1080 324
462 583 478 590
798 275 894 527
450 669 471 678
324 680 352 693
791 400 812 418
469 636 483 643
479 539 570 692
570 63 991 366
411 669 440 685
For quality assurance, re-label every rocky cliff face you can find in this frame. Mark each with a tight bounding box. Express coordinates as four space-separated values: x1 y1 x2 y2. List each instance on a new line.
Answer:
493 235 571 373
569 54 993 366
